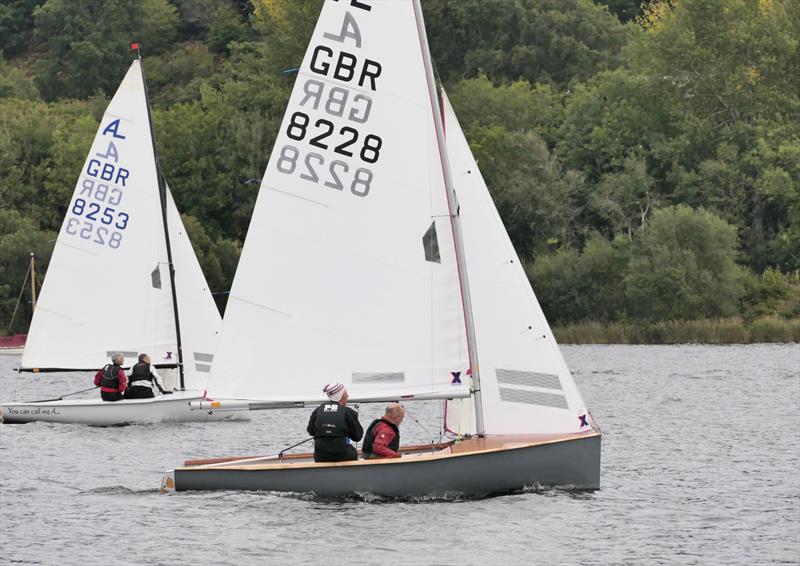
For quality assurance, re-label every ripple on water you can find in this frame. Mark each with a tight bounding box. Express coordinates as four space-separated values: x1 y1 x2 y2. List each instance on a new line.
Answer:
1 345 799 565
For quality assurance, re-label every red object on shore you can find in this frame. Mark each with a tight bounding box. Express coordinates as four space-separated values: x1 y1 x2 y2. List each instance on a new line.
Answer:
0 334 26 349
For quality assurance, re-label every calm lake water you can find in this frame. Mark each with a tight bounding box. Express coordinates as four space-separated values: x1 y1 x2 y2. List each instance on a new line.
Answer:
1 344 798 565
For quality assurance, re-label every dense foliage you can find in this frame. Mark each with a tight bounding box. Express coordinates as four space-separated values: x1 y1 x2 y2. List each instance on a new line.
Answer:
1 0 798 334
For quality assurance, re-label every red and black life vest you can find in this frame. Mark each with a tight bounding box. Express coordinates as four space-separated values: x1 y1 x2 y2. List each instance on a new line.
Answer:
99 364 121 389
362 418 400 455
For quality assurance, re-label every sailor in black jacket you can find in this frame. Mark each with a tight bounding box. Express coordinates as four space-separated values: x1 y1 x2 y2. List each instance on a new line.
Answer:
306 383 363 462
124 353 170 399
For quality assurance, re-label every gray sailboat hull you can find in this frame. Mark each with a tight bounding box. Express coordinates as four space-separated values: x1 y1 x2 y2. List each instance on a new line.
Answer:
172 433 601 497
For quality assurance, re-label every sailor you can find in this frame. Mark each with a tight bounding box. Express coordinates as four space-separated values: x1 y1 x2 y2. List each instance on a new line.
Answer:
362 403 405 459
124 353 171 399
93 352 127 402
306 383 363 462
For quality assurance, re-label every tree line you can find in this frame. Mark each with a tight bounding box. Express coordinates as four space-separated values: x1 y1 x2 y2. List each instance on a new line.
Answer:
1 0 798 335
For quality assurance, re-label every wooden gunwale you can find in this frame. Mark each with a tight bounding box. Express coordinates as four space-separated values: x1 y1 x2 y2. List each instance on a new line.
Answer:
178 432 600 472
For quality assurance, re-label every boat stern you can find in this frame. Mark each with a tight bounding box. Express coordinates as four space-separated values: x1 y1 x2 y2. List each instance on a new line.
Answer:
160 470 176 493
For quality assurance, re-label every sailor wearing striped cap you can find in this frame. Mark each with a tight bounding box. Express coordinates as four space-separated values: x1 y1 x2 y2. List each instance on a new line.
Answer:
306 383 364 462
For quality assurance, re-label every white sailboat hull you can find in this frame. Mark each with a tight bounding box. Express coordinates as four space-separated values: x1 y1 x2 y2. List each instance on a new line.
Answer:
167 433 601 497
0 391 249 426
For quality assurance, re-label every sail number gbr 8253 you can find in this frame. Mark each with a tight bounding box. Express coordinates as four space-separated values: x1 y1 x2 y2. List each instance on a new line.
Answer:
274 0 382 198
63 118 131 249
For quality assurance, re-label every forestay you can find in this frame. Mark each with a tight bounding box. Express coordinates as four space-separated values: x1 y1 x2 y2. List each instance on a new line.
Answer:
441 93 590 435
21 60 220 379
206 0 470 403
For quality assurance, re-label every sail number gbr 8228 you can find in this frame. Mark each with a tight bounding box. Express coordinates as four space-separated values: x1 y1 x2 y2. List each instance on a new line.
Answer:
274 0 381 198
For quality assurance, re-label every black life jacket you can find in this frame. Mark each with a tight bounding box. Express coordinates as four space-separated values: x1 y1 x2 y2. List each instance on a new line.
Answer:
129 362 152 384
312 402 348 438
100 364 120 389
362 418 400 455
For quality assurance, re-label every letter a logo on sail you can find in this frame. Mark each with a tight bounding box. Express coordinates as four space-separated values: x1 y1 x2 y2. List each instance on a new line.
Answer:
102 119 126 140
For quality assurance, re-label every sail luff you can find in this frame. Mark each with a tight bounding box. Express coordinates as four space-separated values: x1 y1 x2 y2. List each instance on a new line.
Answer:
411 0 486 435
137 52 186 390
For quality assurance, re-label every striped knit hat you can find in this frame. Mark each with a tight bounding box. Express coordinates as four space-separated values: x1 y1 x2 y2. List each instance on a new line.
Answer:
323 382 345 402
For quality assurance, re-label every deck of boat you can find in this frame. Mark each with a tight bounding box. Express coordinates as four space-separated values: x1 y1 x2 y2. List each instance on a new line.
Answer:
182 432 598 470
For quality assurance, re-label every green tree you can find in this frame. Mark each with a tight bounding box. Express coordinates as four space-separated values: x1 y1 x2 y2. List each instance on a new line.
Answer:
180 213 241 313
154 85 276 240
0 0 39 57
0 98 98 230
447 77 585 255
465 125 584 256
250 0 322 73
603 0 649 22
0 57 39 100
32 0 179 100
740 267 800 320
0 210 55 334
208 3 251 54
627 0 800 269
624 205 746 320
448 76 564 147
144 43 217 106
529 233 628 324
589 155 658 238
424 0 630 86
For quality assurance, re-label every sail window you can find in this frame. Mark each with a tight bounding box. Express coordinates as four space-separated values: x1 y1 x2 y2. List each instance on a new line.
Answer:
193 352 214 373
105 350 139 359
496 369 562 391
151 265 162 289
499 387 568 409
352 372 405 383
422 221 440 263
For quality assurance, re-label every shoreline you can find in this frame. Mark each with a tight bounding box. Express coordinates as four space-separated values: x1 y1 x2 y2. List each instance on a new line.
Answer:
553 316 800 344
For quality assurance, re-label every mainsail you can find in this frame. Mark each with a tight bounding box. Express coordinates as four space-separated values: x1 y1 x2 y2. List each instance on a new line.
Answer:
205 0 470 403
441 92 590 435
21 60 220 383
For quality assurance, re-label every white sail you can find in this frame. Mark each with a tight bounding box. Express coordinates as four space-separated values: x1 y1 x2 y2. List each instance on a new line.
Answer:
206 0 470 403
441 92 591 435
21 61 219 383
166 188 222 389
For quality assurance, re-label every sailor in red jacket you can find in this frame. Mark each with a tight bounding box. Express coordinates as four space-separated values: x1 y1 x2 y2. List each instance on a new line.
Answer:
362 403 406 459
94 353 127 402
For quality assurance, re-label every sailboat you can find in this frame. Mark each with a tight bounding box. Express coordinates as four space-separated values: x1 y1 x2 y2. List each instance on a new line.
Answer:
0 53 245 425
162 0 600 496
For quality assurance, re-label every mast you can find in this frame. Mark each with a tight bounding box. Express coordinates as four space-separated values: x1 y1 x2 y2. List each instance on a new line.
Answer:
29 253 36 312
134 44 186 389
412 0 486 435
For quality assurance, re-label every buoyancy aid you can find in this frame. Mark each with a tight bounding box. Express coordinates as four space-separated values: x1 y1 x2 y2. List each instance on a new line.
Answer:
362 418 400 455
128 362 152 385
100 364 121 389
312 402 348 437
